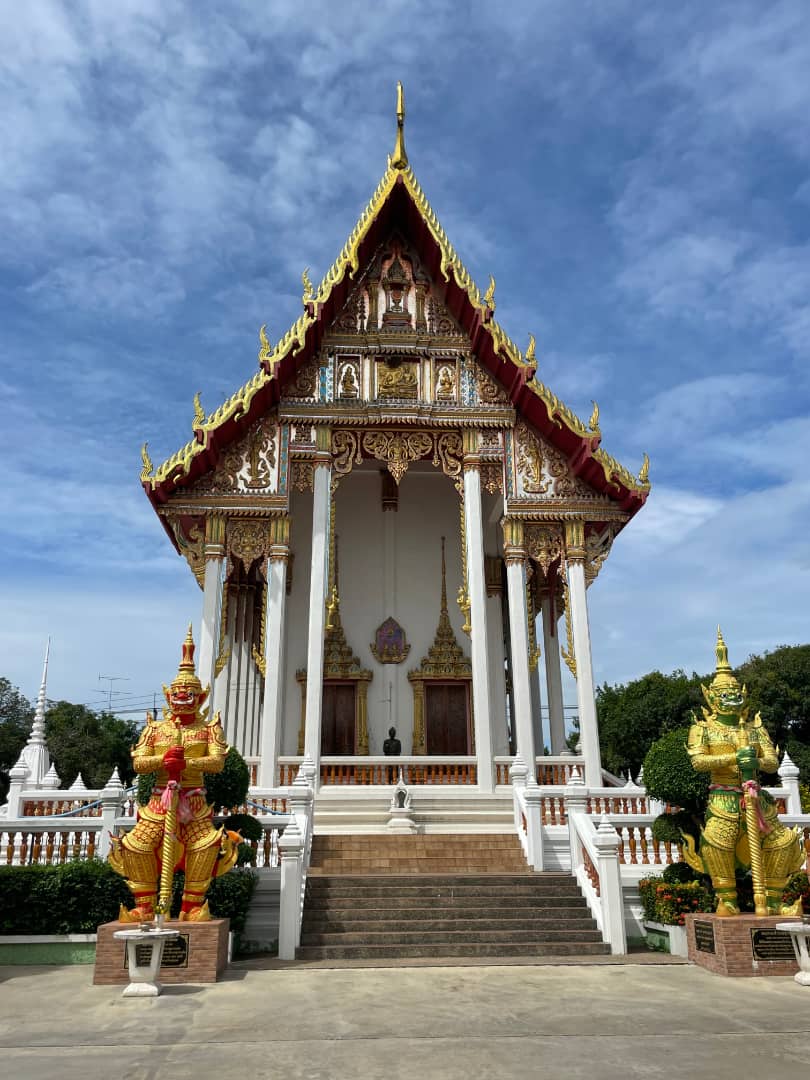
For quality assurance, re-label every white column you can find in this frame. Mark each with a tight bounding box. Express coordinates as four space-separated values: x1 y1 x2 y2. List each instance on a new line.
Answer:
531 654 544 757
197 516 226 704
258 519 290 787
541 590 566 754
303 445 332 785
502 520 536 772
464 455 494 793
565 522 602 787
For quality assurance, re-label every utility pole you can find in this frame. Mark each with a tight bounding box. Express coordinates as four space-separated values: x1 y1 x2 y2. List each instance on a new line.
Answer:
98 674 130 713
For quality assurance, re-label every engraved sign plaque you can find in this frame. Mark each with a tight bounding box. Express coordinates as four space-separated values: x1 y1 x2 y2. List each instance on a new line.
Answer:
750 928 795 962
126 934 190 970
694 921 716 954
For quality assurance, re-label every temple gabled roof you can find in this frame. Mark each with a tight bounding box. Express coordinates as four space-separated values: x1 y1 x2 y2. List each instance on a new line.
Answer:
141 87 650 519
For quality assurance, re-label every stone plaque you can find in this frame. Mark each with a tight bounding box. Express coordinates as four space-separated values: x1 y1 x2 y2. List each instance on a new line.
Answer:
127 934 189 970
694 920 716 954
750 928 795 962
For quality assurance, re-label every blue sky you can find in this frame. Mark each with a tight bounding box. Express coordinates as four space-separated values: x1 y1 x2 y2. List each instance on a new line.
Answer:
2 1 809 717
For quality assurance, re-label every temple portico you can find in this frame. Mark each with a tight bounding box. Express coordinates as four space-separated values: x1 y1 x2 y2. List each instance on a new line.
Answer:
139 87 649 809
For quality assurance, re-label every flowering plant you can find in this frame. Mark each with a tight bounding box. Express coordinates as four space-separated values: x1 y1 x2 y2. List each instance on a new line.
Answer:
639 877 713 925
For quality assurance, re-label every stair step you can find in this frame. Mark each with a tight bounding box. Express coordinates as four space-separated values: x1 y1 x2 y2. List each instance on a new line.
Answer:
305 894 587 910
302 916 597 933
301 927 603 945
307 886 583 900
296 942 611 960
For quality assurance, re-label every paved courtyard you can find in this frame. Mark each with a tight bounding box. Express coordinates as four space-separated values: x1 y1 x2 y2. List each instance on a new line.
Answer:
1 960 809 1079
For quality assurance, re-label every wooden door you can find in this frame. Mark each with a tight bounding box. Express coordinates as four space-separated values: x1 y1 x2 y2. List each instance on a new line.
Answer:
425 683 470 755
321 683 356 755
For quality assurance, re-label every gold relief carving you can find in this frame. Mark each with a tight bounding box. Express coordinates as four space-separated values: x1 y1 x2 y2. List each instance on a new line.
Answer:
476 367 508 404
204 513 227 549
331 430 362 483
268 515 291 549
331 429 463 491
282 359 318 399
245 418 276 490
338 361 360 398
501 516 525 557
480 463 502 494
545 443 580 498
484 555 503 597
301 267 315 304
526 569 541 673
214 577 230 677
171 520 206 588
585 528 614 586
252 581 268 677
409 538 472 753
435 363 456 401
290 461 314 492
376 359 418 399
515 421 550 495
564 520 586 562
480 430 501 449
363 430 433 484
433 432 463 492
228 520 271 567
525 524 564 577
560 569 577 678
315 427 332 453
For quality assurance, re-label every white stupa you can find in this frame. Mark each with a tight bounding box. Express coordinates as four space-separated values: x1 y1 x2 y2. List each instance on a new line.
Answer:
20 639 52 789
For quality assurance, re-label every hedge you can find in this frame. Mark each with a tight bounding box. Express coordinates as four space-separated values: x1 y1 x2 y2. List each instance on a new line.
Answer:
0 860 257 940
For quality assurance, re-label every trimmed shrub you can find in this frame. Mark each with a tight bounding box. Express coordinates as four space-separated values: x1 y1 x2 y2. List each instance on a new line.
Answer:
224 813 264 842
661 861 698 884
642 728 709 819
0 860 132 934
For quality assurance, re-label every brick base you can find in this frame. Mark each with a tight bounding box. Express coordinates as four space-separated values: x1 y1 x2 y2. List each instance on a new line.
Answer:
93 919 229 985
685 913 800 978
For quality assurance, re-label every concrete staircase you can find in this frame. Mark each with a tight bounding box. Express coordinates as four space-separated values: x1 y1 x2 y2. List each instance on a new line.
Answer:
298 834 608 961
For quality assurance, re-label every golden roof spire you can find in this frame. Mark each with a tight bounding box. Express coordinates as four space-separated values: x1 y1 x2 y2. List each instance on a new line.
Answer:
715 626 731 675
391 81 408 170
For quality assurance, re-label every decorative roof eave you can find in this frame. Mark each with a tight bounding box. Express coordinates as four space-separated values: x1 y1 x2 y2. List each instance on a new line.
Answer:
142 161 650 518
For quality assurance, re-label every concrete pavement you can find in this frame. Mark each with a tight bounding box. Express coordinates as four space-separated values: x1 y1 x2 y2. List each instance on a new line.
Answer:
1 961 809 1079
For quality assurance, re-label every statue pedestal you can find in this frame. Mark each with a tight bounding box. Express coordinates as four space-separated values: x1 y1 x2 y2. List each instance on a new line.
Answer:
685 914 801 978
94 919 230 987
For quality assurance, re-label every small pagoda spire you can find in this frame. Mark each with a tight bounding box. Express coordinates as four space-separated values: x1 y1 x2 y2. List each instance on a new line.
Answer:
21 638 52 788
391 81 408 170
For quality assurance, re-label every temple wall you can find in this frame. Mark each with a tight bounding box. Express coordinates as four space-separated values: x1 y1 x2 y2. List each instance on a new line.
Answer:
281 469 509 757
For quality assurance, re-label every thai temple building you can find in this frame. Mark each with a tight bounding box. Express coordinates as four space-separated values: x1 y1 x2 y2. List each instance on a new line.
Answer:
140 86 650 825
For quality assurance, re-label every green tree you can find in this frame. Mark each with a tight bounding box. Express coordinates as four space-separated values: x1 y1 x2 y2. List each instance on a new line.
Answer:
0 679 33 801
45 702 140 789
737 644 810 747
597 670 703 778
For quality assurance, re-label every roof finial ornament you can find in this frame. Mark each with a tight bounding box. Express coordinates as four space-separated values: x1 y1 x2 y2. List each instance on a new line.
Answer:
192 391 205 430
301 267 314 305
588 401 600 432
483 275 496 310
639 452 650 485
525 333 536 364
140 442 154 483
258 324 273 365
391 81 408 170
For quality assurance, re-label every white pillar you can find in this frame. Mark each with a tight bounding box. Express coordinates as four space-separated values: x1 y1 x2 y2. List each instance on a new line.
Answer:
303 444 332 785
464 457 494 793
197 516 226 704
258 520 290 787
565 522 602 787
541 590 566 754
502 519 536 772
